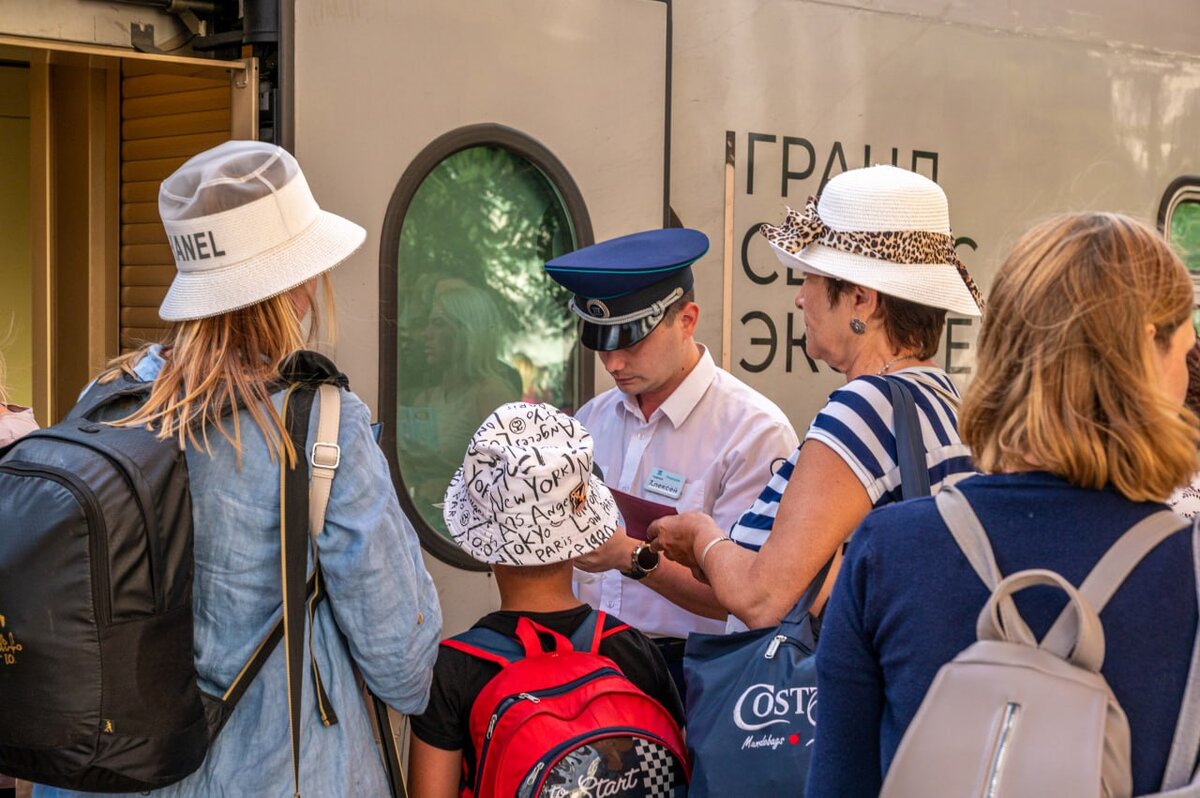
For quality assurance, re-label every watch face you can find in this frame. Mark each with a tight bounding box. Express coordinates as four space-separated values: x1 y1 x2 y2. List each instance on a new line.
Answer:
635 545 660 571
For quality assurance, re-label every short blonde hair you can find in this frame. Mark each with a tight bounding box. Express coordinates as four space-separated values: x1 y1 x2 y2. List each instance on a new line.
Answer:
960 212 1198 501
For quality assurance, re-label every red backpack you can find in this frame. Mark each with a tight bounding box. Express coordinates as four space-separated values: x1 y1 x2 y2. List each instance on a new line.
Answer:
443 611 689 798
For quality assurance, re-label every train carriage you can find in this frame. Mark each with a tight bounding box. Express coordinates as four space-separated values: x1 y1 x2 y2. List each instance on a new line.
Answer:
2 0 1199 679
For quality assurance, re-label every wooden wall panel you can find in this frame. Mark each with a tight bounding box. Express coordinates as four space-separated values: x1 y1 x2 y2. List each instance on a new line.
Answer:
119 64 231 349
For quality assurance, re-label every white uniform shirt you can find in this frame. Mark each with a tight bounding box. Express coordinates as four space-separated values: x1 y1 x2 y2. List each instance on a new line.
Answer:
574 346 799 638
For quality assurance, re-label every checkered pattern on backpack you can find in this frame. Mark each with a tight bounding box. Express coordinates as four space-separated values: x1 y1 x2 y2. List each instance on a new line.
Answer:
634 737 682 798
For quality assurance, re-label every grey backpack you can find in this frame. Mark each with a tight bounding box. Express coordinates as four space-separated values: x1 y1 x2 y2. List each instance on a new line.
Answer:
881 486 1200 798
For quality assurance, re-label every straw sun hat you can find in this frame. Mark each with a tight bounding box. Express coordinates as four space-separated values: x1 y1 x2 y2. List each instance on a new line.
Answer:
157 140 366 322
760 165 984 316
443 403 618 567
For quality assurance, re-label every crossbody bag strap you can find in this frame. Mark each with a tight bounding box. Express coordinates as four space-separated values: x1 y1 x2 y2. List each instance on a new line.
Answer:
304 391 410 798
281 385 317 798
779 378 928 634
309 384 340 537
1161 518 1200 790
887 377 931 501
305 384 341 728
1041 510 1186 658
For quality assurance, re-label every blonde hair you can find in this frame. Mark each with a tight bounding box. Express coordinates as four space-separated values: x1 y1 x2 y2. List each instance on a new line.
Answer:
103 277 334 467
960 212 1198 501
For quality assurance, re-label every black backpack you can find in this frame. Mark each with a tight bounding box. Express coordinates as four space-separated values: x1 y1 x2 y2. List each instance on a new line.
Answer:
0 352 349 793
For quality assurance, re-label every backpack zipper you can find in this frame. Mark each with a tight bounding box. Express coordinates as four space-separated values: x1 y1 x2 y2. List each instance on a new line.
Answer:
984 702 1021 798
0 462 112 625
519 727 683 798
765 634 789 659
474 667 623 795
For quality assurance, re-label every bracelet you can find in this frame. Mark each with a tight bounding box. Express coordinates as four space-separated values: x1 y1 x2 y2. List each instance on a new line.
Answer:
699 535 733 571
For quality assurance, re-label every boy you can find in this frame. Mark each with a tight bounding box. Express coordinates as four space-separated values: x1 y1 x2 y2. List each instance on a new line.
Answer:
409 402 685 797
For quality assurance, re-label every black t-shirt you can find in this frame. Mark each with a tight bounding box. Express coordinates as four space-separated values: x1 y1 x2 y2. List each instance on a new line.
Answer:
411 605 685 783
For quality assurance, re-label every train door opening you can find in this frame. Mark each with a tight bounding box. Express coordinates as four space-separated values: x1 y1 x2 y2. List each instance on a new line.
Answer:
0 37 255 425
0 63 31 411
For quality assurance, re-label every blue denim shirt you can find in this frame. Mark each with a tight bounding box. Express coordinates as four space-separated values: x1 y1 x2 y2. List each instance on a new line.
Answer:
37 347 442 798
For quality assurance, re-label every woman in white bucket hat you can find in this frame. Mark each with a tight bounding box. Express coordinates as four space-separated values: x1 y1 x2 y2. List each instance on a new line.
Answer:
33 141 441 798
649 165 983 630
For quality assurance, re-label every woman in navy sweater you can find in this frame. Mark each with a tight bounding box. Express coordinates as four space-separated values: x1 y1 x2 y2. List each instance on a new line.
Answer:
808 213 1200 796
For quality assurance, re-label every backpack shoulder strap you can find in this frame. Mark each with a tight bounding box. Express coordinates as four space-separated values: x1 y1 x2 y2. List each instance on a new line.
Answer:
1161 517 1200 791
935 485 1027 637
1041 509 1187 658
886 377 931 500
935 484 1003 589
444 626 526 667
566 610 607 654
68 374 151 421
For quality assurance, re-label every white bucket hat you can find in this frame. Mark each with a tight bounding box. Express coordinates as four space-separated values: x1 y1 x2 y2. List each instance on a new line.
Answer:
443 403 618 566
157 140 366 321
760 165 984 316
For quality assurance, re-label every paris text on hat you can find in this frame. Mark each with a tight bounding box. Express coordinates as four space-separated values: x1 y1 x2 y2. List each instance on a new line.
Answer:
157 140 367 321
759 165 983 316
443 403 618 566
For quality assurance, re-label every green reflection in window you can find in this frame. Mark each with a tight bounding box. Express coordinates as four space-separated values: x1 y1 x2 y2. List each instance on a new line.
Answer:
395 145 578 540
1171 201 1200 274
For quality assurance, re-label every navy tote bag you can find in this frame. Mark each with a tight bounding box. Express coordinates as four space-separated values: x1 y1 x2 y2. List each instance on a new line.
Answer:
682 377 930 795
681 561 827 796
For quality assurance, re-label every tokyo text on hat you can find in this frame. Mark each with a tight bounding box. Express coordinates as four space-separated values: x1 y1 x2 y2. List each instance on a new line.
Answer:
443 403 618 566
544 228 709 351
759 165 984 316
157 140 367 322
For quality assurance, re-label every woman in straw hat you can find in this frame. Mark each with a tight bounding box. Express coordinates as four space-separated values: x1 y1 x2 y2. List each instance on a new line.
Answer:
33 141 441 798
648 165 984 628
809 213 1199 796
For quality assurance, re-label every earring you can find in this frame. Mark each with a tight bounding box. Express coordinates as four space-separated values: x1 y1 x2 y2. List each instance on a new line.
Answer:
850 318 866 335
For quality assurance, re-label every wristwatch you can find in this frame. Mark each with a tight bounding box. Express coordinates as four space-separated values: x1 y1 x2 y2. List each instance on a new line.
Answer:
623 543 660 581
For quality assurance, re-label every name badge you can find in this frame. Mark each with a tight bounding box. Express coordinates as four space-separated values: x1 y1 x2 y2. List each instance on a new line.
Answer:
645 467 686 500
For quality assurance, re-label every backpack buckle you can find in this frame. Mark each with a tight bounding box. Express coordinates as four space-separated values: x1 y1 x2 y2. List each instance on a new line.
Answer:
311 442 341 471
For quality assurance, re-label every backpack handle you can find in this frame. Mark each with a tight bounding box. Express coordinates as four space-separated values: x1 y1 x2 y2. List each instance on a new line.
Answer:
514 617 575 658
977 568 1105 672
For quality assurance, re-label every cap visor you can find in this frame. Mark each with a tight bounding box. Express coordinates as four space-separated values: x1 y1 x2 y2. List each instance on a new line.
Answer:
580 316 663 351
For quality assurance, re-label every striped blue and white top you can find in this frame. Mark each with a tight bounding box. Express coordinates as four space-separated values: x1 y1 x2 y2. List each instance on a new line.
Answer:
729 367 975 552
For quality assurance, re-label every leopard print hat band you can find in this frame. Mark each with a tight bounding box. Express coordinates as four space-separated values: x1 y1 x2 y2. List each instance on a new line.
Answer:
760 195 985 312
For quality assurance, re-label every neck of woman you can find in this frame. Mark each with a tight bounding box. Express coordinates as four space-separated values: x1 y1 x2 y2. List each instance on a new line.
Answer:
841 338 931 381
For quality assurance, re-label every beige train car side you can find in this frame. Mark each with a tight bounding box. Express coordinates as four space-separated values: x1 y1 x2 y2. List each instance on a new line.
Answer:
4 0 1200 639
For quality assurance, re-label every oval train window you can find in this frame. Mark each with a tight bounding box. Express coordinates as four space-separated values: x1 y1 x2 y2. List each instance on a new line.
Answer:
1160 177 1200 328
1170 197 1200 274
380 126 594 570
